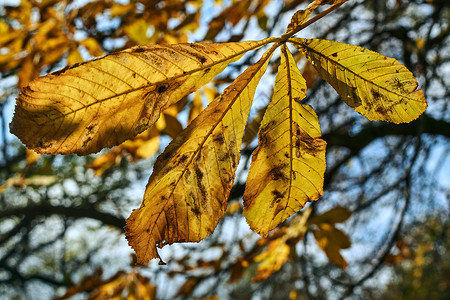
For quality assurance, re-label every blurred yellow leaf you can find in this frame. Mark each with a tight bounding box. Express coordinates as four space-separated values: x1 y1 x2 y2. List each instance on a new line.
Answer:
226 200 242 215
286 9 312 32
0 174 57 193
88 149 123 176
110 3 134 17
80 37 104 57
307 206 351 225
188 91 204 124
176 277 199 297
67 47 84 65
18 55 39 89
253 238 290 282
251 207 312 282
125 19 152 45
55 270 156 300
26 149 41 165
312 223 350 269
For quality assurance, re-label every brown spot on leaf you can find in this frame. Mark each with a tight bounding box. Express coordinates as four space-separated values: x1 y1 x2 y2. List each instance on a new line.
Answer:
230 152 237 169
194 164 208 202
219 152 230 161
331 52 338 57
177 154 189 165
269 164 288 181
213 133 224 144
376 106 387 114
271 190 284 202
371 89 383 100
195 165 203 181
86 124 96 133
387 77 407 93
133 47 146 53
158 84 168 93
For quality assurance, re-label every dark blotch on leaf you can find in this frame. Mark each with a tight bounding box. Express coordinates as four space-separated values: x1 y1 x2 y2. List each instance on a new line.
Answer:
158 84 168 93
213 133 224 144
269 164 288 181
371 89 383 100
133 47 146 53
178 154 189 165
271 190 284 201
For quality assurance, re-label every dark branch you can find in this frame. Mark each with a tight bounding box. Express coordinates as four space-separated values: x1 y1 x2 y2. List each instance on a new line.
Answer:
323 115 450 151
0 204 126 231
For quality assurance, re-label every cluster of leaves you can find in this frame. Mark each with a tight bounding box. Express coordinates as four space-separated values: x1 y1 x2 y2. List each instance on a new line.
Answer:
10 0 427 266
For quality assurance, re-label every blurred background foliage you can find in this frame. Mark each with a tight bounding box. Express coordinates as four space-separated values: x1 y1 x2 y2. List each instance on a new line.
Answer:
0 0 449 299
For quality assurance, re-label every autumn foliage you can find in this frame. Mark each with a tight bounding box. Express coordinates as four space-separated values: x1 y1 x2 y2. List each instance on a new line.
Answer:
9 0 427 267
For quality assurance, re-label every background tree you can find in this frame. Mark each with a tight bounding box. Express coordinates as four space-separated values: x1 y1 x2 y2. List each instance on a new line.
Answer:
0 0 449 299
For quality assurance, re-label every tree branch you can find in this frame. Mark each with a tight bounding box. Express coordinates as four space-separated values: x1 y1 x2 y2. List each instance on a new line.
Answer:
323 115 450 151
0 204 126 231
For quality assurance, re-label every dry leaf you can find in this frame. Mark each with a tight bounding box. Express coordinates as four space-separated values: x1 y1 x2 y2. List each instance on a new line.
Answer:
125 45 276 264
243 45 326 236
11 39 275 155
291 38 427 123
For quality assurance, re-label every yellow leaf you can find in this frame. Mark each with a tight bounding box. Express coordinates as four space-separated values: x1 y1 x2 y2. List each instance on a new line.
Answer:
306 0 349 11
134 132 160 160
79 37 104 57
188 91 204 124
110 3 134 17
176 277 199 297
10 38 275 155
125 45 276 264
226 200 242 215
312 223 350 269
125 19 152 45
243 45 326 236
88 149 122 176
18 55 39 89
67 47 84 65
57 270 156 300
291 38 427 123
251 207 311 282
160 113 183 139
287 0 349 33
202 86 218 103
286 9 312 33
26 149 41 165
253 238 290 282
307 206 351 225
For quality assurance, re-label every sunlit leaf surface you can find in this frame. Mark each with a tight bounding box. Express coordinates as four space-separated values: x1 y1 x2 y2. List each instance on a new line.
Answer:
291 38 427 123
125 46 276 264
243 45 326 236
10 39 274 155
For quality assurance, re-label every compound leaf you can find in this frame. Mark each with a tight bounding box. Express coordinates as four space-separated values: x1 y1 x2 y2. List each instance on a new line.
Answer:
291 38 427 123
125 46 276 264
243 45 326 236
10 39 274 155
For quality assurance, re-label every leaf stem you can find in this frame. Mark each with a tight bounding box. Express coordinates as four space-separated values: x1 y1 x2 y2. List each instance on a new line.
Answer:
278 3 346 42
